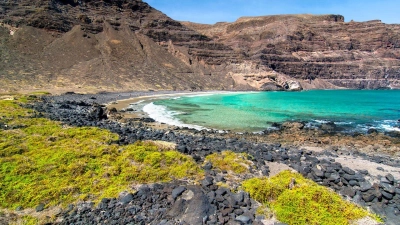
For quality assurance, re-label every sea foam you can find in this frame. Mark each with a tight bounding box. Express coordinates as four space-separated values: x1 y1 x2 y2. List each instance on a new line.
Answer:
143 102 206 130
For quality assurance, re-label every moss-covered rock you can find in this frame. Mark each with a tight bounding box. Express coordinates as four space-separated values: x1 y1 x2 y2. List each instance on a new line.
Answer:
242 170 381 225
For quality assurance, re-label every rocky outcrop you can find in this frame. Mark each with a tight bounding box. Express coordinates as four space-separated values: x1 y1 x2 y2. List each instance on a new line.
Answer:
183 15 400 90
0 0 251 93
1 2 399 92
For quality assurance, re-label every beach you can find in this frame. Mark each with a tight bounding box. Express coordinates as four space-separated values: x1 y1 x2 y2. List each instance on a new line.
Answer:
7 91 399 224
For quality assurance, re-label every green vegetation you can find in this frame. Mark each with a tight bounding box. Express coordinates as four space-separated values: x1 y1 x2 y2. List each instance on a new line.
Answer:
242 170 381 225
10 215 40 225
0 98 203 209
205 150 252 174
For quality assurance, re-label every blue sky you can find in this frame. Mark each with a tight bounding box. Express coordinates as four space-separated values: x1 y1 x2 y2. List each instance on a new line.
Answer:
143 0 400 24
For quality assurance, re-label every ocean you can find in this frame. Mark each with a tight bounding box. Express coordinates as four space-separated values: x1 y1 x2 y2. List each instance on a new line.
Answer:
141 90 400 133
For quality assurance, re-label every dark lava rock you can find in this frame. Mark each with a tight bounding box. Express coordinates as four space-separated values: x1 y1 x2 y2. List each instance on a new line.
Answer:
359 181 373 192
358 169 369 175
381 191 394 200
35 203 45 212
362 191 376 202
377 167 385 171
386 174 395 183
312 168 325 178
203 162 213 170
380 182 396 194
235 215 252 224
120 193 134 204
172 186 186 200
201 176 214 187
167 186 215 224
341 186 356 197
348 180 359 186
342 166 355 175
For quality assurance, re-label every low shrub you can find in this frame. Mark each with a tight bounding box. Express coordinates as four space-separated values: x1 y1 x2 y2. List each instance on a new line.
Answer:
205 150 252 174
242 170 381 225
0 98 203 209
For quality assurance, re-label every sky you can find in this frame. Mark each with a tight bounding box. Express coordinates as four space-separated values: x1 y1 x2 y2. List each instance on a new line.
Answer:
143 0 400 24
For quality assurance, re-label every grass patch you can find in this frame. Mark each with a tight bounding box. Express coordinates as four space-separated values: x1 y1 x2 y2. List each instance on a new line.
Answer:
0 98 203 209
205 150 252 174
9 215 39 225
242 170 381 225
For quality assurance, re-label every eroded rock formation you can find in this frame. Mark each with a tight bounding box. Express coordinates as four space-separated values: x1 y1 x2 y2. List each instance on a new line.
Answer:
1 1 399 92
183 14 400 90
0 0 250 92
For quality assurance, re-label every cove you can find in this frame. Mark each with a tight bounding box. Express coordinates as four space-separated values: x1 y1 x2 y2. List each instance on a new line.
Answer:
143 90 400 132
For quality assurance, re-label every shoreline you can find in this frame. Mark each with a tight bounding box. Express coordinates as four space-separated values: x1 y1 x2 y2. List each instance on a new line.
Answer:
21 92 400 224
107 90 243 130
104 91 400 157
108 90 400 134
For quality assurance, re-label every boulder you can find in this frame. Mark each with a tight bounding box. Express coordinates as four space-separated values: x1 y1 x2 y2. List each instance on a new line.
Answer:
359 181 372 192
281 121 305 130
167 186 215 224
172 186 187 200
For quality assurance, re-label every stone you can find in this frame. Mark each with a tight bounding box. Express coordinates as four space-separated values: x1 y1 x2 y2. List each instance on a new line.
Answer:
201 177 214 187
215 174 226 182
221 208 233 216
235 215 251 224
362 191 376 202
215 188 228 196
380 176 391 184
234 208 244 215
348 180 359 186
383 206 399 225
312 168 325 178
377 167 385 171
329 173 340 180
172 186 187 200
386 174 395 183
215 195 224 202
380 183 396 194
167 186 215 224
35 203 45 212
382 191 394 200
203 162 213 170
358 169 369 175
342 174 356 181
265 154 273 162
120 193 134 204
359 181 372 192
207 191 215 203
341 186 356 197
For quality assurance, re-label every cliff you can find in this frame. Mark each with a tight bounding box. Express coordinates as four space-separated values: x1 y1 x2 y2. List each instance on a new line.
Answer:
0 0 251 93
1 1 400 92
183 14 400 90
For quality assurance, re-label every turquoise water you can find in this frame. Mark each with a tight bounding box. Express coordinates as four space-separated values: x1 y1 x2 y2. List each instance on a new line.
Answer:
143 90 400 132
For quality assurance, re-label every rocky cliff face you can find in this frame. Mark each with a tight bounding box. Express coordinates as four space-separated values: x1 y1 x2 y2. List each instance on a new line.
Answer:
183 14 400 90
1 1 399 92
0 0 252 93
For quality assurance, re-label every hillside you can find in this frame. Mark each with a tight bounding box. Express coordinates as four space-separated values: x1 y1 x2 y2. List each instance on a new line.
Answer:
182 14 400 90
1 1 400 93
0 0 250 93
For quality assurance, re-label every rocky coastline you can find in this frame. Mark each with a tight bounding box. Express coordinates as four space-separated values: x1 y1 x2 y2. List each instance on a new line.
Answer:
14 91 399 224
